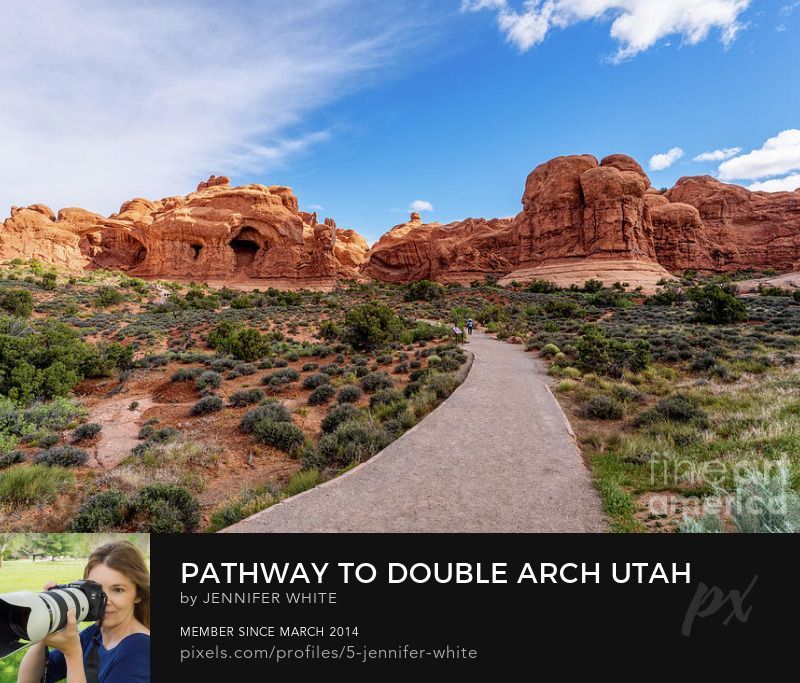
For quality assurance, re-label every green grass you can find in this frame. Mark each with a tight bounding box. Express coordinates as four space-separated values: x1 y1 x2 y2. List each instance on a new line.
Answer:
0 465 75 506
0 559 87 683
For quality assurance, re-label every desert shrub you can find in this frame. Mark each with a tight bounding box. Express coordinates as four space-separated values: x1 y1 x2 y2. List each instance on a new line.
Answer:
252 419 305 453
636 395 708 428
34 445 88 467
404 280 445 301
645 283 685 306
71 422 101 443
425 373 459 399
681 460 800 533
40 272 57 290
341 303 403 351
262 368 299 389
322 404 362 433
302 373 331 389
195 370 222 392
583 278 603 293
582 395 624 420
308 384 335 406
0 464 73 505
336 385 363 404
302 362 319 372
320 363 343 376
34 432 59 448
794 291 800 304
68 490 133 532
540 343 560 357
171 367 202 382
95 286 124 308
361 371 394 393
239 401 292 433
317 420 390 466
283 468 322 497
576 326 651 378
369 380 406 404
137 483 200 532
0 450 25 468
526 279 560 293
688 284 747 324
0 319 107 402
228 388 265 407
0 289 33 318
190 395 224 415
545 299 585 318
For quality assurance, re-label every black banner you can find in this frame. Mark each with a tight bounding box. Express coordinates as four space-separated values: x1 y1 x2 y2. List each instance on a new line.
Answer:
152 534 796 675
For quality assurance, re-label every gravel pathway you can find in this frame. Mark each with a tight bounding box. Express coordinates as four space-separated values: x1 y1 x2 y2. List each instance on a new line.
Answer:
225 331 607 532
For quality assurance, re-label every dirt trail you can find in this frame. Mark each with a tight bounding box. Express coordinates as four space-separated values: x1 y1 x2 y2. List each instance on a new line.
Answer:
225 331 607 533
89 396 155 468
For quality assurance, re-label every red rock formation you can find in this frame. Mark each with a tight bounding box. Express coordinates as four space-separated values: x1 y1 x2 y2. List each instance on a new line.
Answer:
5 158 800 288
1 176 369 283
363 213 515 283
366 154 672 288
663 176 800 272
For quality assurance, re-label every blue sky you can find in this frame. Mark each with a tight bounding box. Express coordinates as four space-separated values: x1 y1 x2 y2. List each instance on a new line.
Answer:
1 1 799 243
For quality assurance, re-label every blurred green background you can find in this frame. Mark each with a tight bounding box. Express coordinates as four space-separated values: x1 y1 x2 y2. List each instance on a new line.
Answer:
0 533 150 683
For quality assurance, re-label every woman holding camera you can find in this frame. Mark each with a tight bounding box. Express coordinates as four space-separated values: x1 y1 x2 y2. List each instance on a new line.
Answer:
17 540 150 683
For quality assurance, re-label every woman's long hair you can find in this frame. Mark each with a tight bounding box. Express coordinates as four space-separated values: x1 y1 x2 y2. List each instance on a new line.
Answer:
84 541 151 629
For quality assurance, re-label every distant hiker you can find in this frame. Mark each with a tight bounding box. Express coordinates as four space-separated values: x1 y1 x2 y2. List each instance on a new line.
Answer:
466 318 474 336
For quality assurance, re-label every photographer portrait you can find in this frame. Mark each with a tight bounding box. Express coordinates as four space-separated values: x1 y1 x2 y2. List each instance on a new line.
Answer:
13 540 150 683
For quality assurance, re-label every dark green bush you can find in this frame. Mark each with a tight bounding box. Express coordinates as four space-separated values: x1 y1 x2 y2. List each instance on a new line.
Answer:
317 420 390 466
33 445 88 467
195 370 222 392
583 279 603 293
688 284 747 324
228 388 266 407
337 385 363 404
636 395 709 428
308 384 335 405
576 326 651 378
404 280 445 301
582 395 624 420
95 286 124 308
190 395 224 415
71 422 101 443
240 401 292 433
303 373 331 389
68 490 132 532
361 371 394 393
0 450 25 468
341 303 403 351
526 279 560 293
545 299 585 318
321 404 362 433
0 289 33 317
137 483 200 532
252 419 305 453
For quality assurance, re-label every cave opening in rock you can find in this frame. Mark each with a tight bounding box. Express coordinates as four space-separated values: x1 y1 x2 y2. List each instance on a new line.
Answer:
229 227 263 270
191 244 202 259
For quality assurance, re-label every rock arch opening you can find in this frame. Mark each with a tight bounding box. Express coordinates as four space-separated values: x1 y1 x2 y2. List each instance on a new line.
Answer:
229 227 264 271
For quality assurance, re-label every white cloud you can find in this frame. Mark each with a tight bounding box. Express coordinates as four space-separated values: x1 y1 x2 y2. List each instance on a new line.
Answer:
649 147 684 171
0 1 422 217
718 130 800 181
409 200 434 213
462 0 751 61
693 147 742 162
748 174 800 192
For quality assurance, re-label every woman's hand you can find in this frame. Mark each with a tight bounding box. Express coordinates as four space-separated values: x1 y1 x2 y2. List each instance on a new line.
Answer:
42 609 82 659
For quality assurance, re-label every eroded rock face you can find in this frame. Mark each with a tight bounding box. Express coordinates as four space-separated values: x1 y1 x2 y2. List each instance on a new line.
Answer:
1 176 368 282
663 176 800 272
0 205 98 270
363 214 515 283
5 157 800 287
366 153 666 285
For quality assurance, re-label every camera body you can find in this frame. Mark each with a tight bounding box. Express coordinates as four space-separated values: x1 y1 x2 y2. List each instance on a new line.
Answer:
0 579 107 659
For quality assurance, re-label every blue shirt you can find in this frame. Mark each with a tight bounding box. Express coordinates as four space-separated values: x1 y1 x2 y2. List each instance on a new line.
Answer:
45 623 150 683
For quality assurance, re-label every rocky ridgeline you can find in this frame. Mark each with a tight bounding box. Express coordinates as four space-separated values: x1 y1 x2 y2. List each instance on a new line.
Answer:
2 155 800 287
